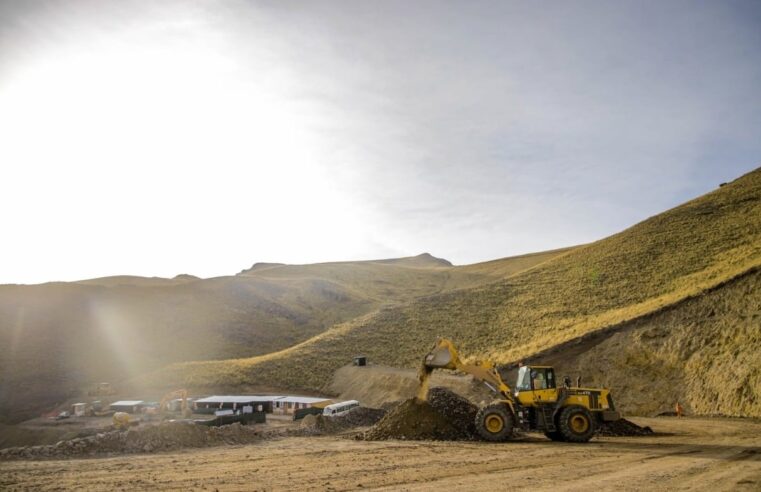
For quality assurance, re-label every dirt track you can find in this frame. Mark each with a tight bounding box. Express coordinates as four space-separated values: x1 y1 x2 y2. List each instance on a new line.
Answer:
2 417 760 491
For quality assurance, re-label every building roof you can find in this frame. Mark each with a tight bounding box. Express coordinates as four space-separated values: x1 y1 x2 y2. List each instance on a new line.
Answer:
110 400 144 406
194 395 284 404
274 396 331 404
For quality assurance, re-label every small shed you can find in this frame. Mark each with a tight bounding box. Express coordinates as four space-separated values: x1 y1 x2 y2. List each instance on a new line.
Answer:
71 403 87 417
353 355 368 366
109 400 145 414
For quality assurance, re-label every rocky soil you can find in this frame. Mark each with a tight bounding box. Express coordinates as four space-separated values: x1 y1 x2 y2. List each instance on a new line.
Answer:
427 386 478 437
4 417 759 491
362 387 478 441
0 422 263 460
298 407 386 435
599 417 654 436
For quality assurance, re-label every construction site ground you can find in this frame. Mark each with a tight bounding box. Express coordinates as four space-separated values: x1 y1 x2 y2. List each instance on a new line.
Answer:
2 417 760 491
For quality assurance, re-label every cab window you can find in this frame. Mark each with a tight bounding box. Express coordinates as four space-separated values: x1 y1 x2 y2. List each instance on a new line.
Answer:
516 366 531 391
531 368 555 390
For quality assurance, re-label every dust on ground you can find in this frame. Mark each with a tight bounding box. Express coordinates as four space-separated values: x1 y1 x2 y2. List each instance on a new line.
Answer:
0 422 267 460
1 417 760 491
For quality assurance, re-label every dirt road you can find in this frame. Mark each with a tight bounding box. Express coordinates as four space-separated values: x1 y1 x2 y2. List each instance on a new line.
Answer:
2 417 760 491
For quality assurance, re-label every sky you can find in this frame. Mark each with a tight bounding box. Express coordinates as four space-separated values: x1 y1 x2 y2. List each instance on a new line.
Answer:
1 0 760 284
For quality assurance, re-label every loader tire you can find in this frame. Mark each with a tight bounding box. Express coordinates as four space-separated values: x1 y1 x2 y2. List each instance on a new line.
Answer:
475 403 514 442
544 430 566 442
558 405 596 443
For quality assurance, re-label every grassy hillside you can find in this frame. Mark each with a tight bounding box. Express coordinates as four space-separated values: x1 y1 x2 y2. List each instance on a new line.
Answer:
0 251 567 422
150 167 761 417
535 266 761 417
456 246 578 278
237 253 481 302
76 274 201 287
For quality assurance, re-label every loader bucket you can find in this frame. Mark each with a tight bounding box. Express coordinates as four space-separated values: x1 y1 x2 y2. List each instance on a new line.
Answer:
423 339 456 369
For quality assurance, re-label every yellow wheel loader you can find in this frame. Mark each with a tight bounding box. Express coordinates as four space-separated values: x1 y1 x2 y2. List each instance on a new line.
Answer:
422 338 620 442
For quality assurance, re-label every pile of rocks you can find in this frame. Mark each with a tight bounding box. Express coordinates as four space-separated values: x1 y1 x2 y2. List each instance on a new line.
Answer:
427 387 478 439
361 387 477 441
0 422 263 460
298 407 386 435
599 418 654 436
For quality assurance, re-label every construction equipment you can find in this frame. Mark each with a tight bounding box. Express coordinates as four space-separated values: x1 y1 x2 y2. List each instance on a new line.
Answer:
421 338 620 442
89 382 117 397
113 412 131 430
159 389 192 418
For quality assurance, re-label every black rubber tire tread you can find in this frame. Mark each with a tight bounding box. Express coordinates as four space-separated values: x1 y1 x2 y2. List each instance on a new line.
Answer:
558 405 596 443
544 430 566 442
475 403 514 442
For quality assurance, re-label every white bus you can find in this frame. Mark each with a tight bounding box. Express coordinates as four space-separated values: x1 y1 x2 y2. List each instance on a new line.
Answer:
322 400 360 417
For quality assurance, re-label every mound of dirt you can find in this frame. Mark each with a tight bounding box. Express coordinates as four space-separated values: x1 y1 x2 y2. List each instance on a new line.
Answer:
599 418 654 436
362 388 477 441
327 365 492 410
380 400 403 411
299 407 386 435
332 407 386 428
0 422 263 461
427 387 478 437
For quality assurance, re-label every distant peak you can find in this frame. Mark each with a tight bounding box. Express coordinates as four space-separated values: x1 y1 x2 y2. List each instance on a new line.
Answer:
414 253 453 266
238 262 286 275
374 253 452 268
173 274 200 281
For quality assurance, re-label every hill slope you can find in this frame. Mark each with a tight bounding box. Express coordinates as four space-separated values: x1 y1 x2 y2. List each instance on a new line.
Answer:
152 167 761 416
524 266 761 417
0 250 569 422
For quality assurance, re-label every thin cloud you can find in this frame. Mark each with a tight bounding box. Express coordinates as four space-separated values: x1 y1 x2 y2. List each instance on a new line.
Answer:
0 1 759 283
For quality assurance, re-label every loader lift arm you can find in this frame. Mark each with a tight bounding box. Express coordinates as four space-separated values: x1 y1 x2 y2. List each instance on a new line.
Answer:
422 338 513 401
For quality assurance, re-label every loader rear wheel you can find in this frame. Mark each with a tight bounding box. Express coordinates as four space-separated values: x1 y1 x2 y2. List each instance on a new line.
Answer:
475 404 514 442
558 405 596 443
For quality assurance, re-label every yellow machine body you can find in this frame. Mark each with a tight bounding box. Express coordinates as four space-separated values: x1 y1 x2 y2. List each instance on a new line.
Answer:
112 412 131 430
422 338 620 443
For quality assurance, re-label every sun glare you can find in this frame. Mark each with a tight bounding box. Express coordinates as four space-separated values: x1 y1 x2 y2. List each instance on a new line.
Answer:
0 23 375 282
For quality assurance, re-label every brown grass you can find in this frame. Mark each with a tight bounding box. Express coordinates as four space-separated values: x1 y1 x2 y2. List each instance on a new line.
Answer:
146 167 761 417
544 267 761 417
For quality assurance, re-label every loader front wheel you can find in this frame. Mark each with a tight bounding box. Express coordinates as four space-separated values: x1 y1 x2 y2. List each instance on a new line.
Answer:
558 405 596 443
475 404 514 442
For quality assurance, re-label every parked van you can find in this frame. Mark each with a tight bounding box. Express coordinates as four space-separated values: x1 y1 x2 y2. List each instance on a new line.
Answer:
322 400 360 417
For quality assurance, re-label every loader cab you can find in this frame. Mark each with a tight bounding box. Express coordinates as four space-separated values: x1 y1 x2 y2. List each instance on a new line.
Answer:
515 366 558 405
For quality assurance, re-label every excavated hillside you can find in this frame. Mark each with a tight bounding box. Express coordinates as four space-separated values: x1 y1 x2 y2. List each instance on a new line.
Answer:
526 266 761 417
149 167 761 416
